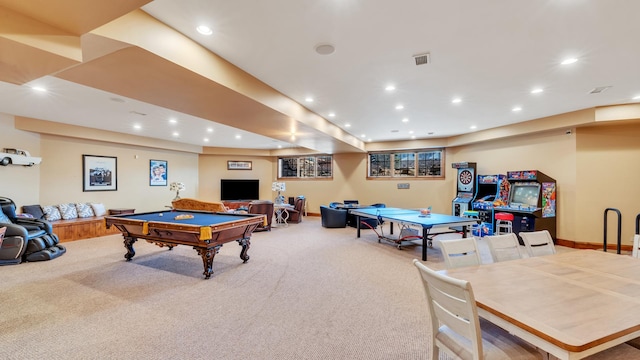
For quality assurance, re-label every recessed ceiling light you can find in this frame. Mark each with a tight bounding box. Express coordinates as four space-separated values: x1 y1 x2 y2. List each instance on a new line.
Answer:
328 113 336 117
385 85 396 91
395 104 404 110
409 130 414 134
360 134 366 138
203 138 209 142
367 138 372 142
411 135 416 139
235 134 242 139
470 125 477 130
305 97 314 102
169 119 177 124
277 145 283 149
207 127 213 133
531 88 544 94
561 58 578 65
133 124 141 130
196 25 213 35
452 98 462 104
31 86 47 92
512 107 522 112
315 43 335 55
402 118 409 123
172 132 179 137
345 123 351 128
633 95 640 100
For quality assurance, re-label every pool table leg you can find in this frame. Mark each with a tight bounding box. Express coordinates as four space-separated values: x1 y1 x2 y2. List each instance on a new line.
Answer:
123 236 137 261
196 245 221 279
238 238 251 263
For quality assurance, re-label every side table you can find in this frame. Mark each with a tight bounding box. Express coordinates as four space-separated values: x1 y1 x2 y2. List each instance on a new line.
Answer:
273 204 294 227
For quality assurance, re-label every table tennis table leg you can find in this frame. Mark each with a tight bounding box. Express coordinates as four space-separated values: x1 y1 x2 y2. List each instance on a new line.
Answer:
421 227 429 261
356 215 361 238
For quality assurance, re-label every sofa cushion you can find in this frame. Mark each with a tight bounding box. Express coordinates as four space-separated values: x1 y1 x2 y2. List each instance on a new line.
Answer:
22 205 45 220
90 203 107 216
57 203 78 220
42 205 62 222
75 203 95 218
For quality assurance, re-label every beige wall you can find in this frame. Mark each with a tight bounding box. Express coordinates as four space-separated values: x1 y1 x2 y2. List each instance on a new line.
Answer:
576 124 640 246
198 154 274 202
4 112 640 246
1 114 199 212
281 152 455 215
0 114 41 206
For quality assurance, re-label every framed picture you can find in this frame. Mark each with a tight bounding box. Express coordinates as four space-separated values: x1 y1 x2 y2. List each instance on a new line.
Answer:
83 155 117 191
149 159 168 186
227 160 252 170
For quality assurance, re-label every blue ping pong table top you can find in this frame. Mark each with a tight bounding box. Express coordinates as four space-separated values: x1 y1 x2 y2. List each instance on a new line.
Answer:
350 207 477 227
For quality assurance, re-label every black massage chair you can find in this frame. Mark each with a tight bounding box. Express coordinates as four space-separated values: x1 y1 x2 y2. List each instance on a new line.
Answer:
0 196 65 265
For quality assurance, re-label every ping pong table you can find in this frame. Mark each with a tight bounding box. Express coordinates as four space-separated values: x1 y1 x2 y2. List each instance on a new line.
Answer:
350 207 479 261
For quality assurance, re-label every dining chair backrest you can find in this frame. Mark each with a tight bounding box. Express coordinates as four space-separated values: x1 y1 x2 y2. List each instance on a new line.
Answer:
485 233 523 262
520 230 556 257
413 260 545 359
633 235 640 258
438 237 481 269
413 260 483 359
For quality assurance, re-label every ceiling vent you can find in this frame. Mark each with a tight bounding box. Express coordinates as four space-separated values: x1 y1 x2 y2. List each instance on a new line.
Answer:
413 52 431 66
589 86 611 94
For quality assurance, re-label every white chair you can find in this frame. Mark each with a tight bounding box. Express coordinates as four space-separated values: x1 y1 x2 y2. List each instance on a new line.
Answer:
485 233 523 262
520 230 556 257
438 237 481 269
632 234 640 258
412 260 541 359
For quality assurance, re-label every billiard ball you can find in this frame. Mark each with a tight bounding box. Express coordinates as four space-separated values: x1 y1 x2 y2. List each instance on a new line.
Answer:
159 213 163 217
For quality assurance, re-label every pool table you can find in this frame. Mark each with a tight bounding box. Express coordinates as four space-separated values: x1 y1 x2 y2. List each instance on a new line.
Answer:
105 210 266 279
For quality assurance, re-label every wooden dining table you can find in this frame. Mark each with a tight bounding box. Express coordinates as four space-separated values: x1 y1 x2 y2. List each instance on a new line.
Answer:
442 250 640 359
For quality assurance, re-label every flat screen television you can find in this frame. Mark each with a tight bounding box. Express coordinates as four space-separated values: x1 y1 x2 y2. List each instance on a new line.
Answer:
508 183 541 207
220 179 259 201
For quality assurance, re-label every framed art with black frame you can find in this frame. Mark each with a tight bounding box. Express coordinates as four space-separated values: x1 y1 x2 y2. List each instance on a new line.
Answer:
83 155 117 191
150 159 168 186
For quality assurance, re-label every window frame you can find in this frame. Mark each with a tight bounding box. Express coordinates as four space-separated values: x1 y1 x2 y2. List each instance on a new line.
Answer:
278 155 333 179
367 149 444 180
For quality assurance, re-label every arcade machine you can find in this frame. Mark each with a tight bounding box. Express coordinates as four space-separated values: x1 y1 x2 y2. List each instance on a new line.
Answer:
493 170 557 241
451 162 477 216
471 174 509 236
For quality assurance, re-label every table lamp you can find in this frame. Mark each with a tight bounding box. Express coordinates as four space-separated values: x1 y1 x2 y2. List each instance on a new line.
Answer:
272 182 286 204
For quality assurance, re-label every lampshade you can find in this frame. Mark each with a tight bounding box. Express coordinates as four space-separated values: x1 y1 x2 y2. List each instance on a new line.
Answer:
272 182 286 192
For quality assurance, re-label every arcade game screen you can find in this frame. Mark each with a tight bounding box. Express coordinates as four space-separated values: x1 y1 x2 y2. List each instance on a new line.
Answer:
509 183 541 207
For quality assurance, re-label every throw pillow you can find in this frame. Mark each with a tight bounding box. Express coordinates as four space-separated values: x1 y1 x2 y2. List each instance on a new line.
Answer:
58 203 79 220
75 203 95 218
42 205 62 222
91 203 107 216
22 205 45 220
